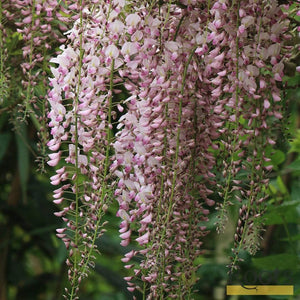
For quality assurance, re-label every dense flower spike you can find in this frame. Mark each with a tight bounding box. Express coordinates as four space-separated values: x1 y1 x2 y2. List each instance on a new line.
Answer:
1 0 81 171
47 1 131 298
0 1 9 105
3 0 77 108
44 0 298 299
113 2 220 297
208 0 292 271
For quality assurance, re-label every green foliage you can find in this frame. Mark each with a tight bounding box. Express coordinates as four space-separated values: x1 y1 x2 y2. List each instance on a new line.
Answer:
289 130 300 154
15 122 30 202
252 254 299 271
0 132 11 160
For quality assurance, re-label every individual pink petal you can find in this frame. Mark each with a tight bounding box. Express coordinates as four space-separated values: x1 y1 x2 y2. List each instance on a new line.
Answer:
141 213 152 224
125 14 141 27
54 210 65 217
105 44 119 59
120 239 130 247
50 174 60 181
136 231 149 245
53 198 64 205
206 199 215 206
120 230 131 240
264 165 273 171
263 99 270 109
272 92 281 102
23 16 32 24
51 179 61 185
47 155 60 167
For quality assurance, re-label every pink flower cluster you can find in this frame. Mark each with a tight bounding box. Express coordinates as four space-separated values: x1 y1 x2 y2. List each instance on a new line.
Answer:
205 0 292 267
3 0 79 96
46 0 295 298
112 3 222 297
2 0 82 172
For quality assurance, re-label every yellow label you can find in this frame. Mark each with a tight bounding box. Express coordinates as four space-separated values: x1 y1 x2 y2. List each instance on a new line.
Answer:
226 285 294 295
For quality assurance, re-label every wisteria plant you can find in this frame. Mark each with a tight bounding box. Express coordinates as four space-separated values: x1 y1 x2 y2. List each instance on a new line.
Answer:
1 0 299 299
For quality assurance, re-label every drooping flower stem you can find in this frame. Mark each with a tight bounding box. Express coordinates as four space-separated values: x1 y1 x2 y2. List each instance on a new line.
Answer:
0 0 6 104
85 58 115 257
69 2 84 299
72 56 116 299
156 103 169 223
217 0 241 233
23 0 36 120
155 46 197 299
229 0 288 271
170 46 197 198
172 92 199 299
23 0 37 121
105 59 114 172
230 113 259 273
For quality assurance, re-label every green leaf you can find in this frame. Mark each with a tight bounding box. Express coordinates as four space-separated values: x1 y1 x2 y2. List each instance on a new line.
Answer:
286 158 300 171
264 201 300 225
0 111 8 131
239 115 246 125
280 234 300 242
6 31 22 53
15 123 30 202
289 130 300 154
291 184 300 202
252 254 299 271
276 176 288 194
269 181 278 195
0 132 11 160
198 211 219 230
270 150 285 169
286 74 300 87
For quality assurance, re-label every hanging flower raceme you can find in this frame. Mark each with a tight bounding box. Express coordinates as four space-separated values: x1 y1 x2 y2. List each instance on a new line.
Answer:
206 0 293 270
5 0 78 106
46 0 297 299
47 0 129 298
113 1 221 298
113 0 295 296
1 0 81 171
0 1 9 105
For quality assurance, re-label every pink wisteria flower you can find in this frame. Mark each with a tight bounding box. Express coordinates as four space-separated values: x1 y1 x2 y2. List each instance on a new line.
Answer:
45 0 295 298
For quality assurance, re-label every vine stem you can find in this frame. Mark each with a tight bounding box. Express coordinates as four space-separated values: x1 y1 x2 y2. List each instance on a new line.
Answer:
217 0 241 233
69 3 115 298
0 0 4 103
23 0 36 120
70 57 116 298
229 1 268 273
70 0 83 298
155 46 197 299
